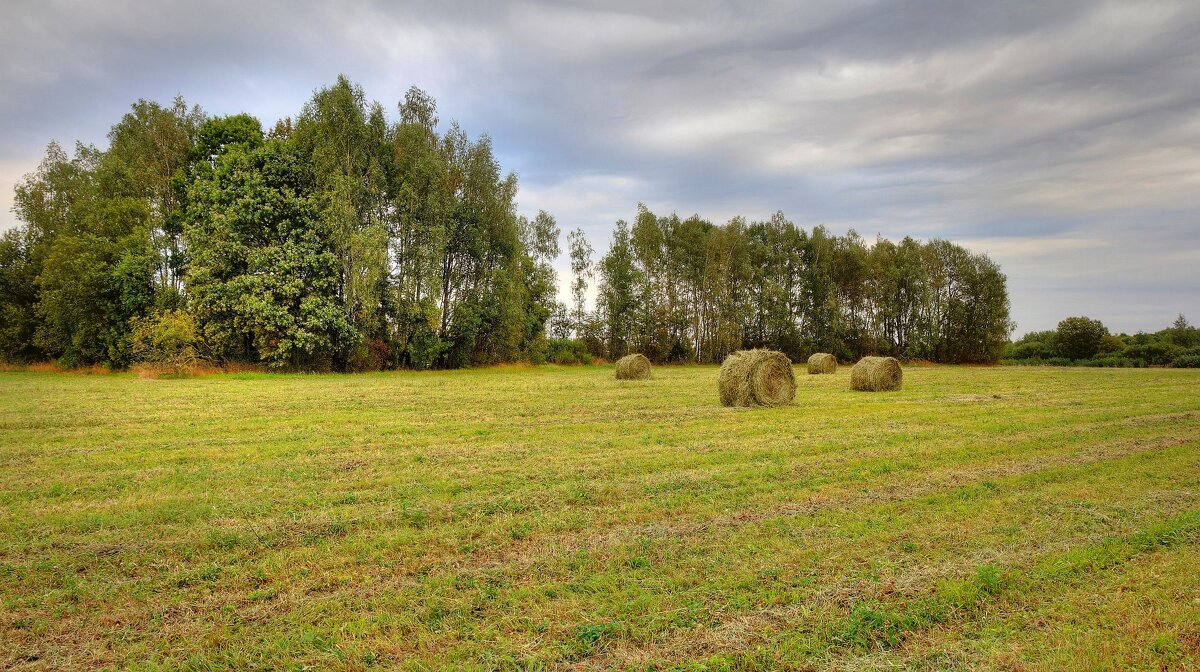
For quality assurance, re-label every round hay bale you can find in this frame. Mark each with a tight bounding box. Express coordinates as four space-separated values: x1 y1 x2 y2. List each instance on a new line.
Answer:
850 356 903 391
718 349 796 407
615 353 651 380
807 353 837 374
718 351 754 406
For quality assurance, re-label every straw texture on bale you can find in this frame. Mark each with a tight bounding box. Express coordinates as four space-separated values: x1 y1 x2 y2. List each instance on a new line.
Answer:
807 353 837 374
615 353 652 380
850 356 903 391
718 349 796 407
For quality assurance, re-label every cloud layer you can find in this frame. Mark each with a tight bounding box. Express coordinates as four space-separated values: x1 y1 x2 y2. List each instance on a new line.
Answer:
2 0 1198 333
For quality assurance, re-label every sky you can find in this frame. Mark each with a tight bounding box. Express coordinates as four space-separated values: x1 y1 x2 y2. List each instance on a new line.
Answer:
1 0 1198 335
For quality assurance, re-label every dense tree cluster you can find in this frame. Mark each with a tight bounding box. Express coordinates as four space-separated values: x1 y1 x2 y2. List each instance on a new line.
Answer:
1006 314 1200 367
2 77 559 370
573 207 1014 364
1 76 1015 370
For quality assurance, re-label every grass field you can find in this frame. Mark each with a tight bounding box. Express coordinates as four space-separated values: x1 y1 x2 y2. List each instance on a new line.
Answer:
2 365 1199 671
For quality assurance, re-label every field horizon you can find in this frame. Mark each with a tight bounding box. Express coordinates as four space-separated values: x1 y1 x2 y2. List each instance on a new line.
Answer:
2 364 1199 670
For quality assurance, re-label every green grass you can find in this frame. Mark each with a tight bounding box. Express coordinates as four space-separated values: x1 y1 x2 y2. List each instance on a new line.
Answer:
1 364 1198 670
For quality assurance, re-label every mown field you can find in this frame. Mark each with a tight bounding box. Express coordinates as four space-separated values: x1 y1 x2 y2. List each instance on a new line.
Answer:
1 365 1199 671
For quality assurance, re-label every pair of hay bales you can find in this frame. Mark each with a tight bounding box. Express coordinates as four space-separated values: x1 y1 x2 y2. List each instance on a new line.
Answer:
807 352 903 391
619 349 799 407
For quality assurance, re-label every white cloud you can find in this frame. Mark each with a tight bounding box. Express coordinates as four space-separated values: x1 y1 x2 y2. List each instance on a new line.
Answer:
959 237 1109 259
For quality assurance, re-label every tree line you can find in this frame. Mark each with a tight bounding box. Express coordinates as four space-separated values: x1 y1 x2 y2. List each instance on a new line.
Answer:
561 208 1013 365
1005 315 1200 368
0 75 1013 371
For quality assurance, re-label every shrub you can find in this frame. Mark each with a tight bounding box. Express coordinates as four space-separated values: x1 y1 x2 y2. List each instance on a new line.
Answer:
1124 342 1182 366
407 326 447 370
546 338 593 365
1170 354 1200 368
1098 334 1126 355
1005 330 1057 360
1091 356 1142 368
129 310 203 369
346 338 389 372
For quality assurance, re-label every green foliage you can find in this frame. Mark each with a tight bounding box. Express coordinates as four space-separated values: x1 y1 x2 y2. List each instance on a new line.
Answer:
1124 341 1182 366
1090 355 1141 368
2 77 560 372
129 309 202 367
1056 316 1108 360
2 104 194 368
0 229 41 362
293 75 391 353
101 97 203 294
1005 330 1057 360
183 139 355 369
1170 353 1200 368
593 208 1012 364
545 338 593 365
192 113 264 163
596 220 641 359
34 232 154 368
1006 315 1199 367
567 227 594 339
1165 314 1199 348
1097 333 1124 354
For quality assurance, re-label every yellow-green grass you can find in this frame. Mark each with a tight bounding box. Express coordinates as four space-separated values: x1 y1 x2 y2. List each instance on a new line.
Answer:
1 365 1198 671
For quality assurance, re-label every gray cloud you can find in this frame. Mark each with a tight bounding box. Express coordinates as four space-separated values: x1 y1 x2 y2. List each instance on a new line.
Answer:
2 0 1197 333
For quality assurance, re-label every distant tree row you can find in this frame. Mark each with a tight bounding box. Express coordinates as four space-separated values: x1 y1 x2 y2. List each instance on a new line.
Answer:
1005 315 1200 367
562 206 1014 365
0 75 1014 370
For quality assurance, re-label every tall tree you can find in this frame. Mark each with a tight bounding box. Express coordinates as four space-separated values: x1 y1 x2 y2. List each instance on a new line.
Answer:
567 228 594 338
389 85 449 368
294 75 391 364
596 220 640 359
101 97 204 301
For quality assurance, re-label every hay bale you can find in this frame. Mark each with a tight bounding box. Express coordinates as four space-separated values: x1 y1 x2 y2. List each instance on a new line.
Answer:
850 356 903 391
807 353 837 374
718 351 754 406
718 349 796 407
615 353 651 380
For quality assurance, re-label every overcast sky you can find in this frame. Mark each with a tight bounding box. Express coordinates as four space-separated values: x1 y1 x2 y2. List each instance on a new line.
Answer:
2 0 1198 334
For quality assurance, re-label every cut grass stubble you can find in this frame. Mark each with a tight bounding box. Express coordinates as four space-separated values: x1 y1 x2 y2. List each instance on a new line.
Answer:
1 364 1198 670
